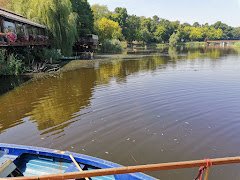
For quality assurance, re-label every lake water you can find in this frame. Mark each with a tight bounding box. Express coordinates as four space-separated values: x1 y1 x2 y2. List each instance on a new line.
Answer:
1 47 240 179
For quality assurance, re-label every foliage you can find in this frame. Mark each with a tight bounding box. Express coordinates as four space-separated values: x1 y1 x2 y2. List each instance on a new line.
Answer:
91 4 111 21
42 48 62 62
91 4 240 45
154 25 168 43
169 33 180 47
11 0 77 56
125 15 141 42
95 17 122 41
231 27 240 39
205 27 223 40
189 27 204 41
110 7 128 39
212 21 233 39
178 26 223 41
100 39 123 54
0 50 9 75
8 54 23 75
71 0 94 37
5 1 240 54
139 28 152 43
0 50 23 75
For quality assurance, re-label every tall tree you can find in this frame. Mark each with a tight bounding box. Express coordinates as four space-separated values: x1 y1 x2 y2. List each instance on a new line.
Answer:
231 27 240 39
125 15 141 42
91 4 111 21
95 17 122 41
154 25 167 43
11 0 77 56
212 21 233 39
71 0 94 37
111 7 128 39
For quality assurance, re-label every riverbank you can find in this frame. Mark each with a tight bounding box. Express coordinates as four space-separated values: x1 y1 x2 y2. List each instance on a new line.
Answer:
3 44 240 78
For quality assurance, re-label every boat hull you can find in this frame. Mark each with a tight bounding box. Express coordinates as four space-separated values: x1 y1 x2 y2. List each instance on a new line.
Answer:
0 143 155 180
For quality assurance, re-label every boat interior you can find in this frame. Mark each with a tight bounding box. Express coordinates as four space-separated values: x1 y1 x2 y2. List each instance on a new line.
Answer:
0 151 115 180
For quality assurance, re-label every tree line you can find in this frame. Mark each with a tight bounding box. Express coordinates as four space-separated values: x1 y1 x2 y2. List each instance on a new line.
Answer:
2 1 240 55
92 4 240 44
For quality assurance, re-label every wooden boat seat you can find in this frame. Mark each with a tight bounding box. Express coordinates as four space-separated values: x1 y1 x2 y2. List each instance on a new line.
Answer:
0 157 16 177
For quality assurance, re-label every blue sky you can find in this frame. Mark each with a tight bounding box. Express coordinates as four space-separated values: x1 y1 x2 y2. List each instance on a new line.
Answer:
88 0 240 27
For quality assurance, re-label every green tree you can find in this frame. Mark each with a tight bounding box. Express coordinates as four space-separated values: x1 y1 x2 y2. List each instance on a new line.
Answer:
71 0 94 37
189 27 204 41
139 28 152 43
193 22 200 27
111 7 128 39
139 17 155 42
111 7 128 27
177 25 191 42
158 19 178 42
95 17 122 41
91 4 111 21
152 15 160 23
11 0 77 56
212 21 233 39
231 27 240 39
169 32 180 47
154 25 167 43
125 15 141 42
205 27 223 40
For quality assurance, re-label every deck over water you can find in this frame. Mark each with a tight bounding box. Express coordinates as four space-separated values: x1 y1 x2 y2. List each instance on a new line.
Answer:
1 47 240 179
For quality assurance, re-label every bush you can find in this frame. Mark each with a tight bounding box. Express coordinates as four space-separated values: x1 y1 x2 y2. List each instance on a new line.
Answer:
100 39 123 53
0 50 23 75
42 48 62 63
8 54 23 75
29 48 62 63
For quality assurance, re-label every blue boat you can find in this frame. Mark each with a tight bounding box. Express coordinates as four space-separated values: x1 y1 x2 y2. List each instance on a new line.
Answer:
0 143 155 179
